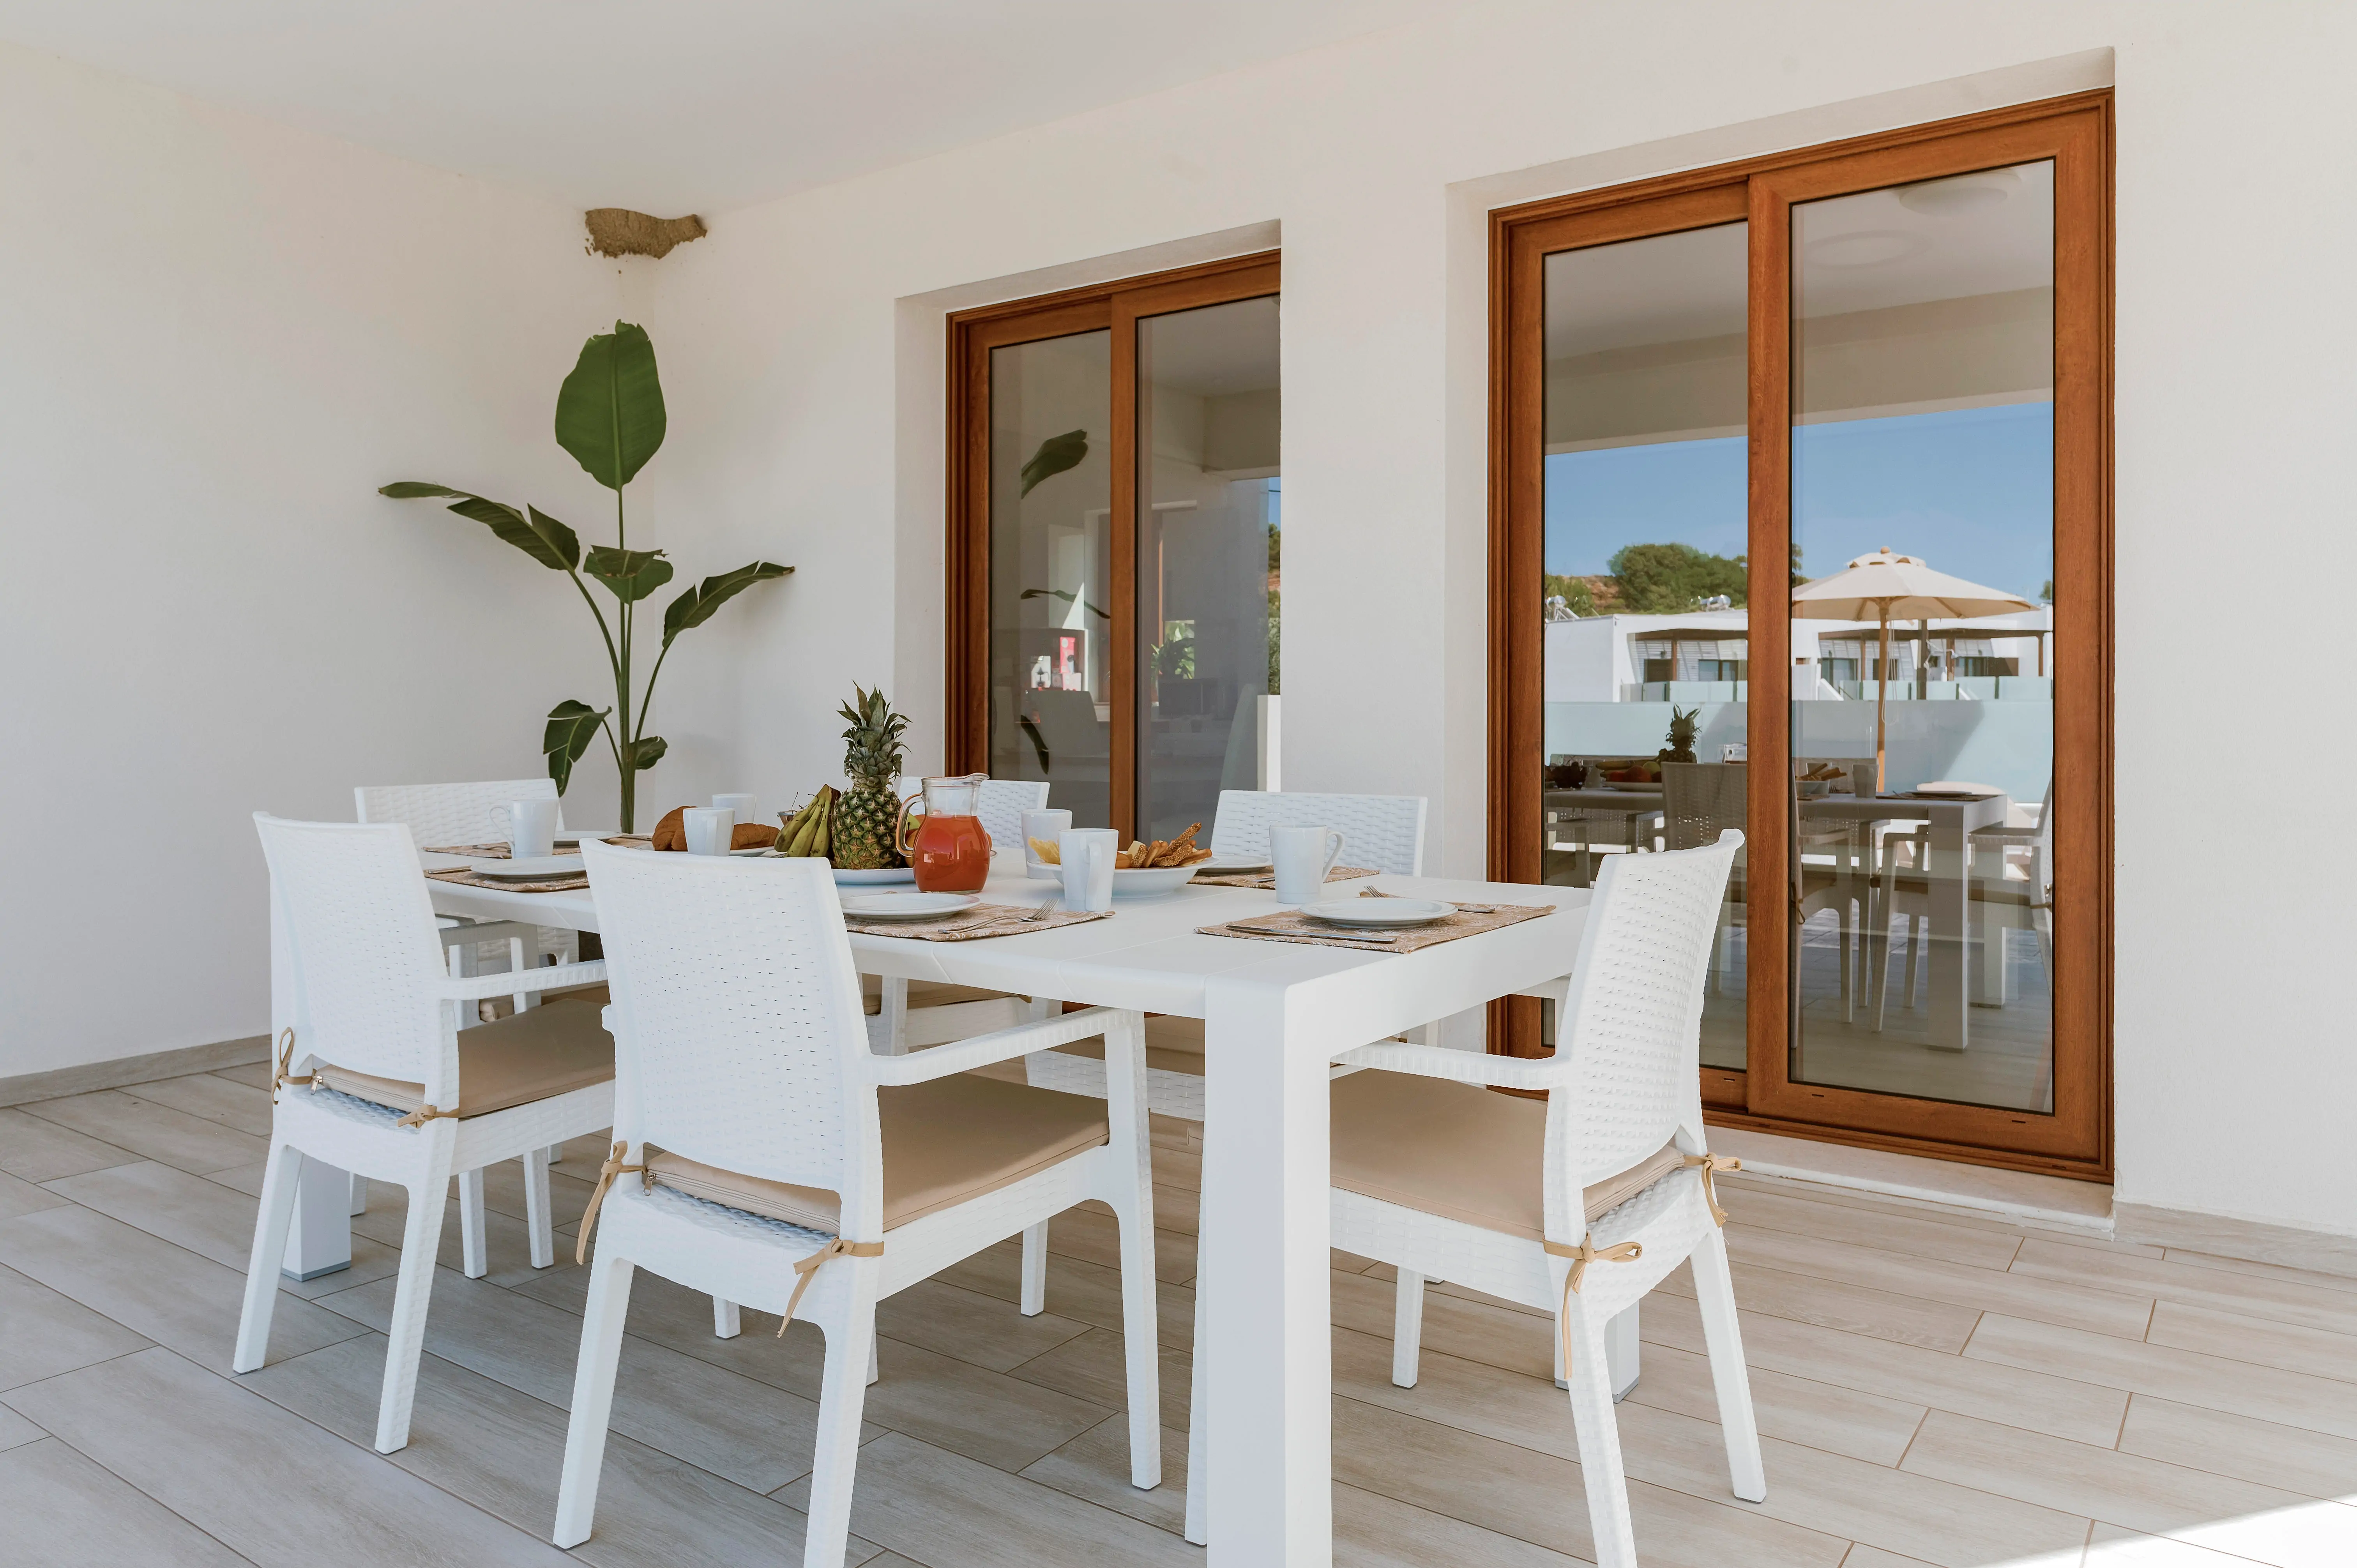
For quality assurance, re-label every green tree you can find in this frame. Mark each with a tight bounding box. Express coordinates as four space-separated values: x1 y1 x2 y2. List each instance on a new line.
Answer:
1607 542 1748 613
1542 573 1599 616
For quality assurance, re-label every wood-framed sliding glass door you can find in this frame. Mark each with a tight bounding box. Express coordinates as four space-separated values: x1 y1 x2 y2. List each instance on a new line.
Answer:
1490 95 2111 1178
948 253 1281 841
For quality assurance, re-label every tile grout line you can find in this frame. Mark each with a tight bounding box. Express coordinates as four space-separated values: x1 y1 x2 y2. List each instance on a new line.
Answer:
2 1418 268 1568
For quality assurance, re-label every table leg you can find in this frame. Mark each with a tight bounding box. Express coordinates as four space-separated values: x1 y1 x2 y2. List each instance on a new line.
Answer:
271 883 353 1280
1925 816 1970 1050
1201 978 1331 1565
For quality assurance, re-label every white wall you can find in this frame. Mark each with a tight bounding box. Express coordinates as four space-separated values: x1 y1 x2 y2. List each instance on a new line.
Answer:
0 41 661 1077
639 1 2357 1239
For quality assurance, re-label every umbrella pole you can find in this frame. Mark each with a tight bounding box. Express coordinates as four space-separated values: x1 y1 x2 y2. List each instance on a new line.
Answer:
1875 614 1892 794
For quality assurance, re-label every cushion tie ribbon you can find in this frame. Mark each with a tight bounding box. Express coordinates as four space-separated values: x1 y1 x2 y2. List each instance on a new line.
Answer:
1539 1232 1643 1383
574 1141 652 1265
1683 1151 1741 1226
776 1237 886 1337
395 1104 459 1130
271 1029 316 1097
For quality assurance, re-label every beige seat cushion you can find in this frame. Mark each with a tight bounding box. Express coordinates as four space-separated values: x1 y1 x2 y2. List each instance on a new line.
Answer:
860 973 1016 1017
1330 1068 1685 1243
646 1075 1109 1233
313 995 614 1117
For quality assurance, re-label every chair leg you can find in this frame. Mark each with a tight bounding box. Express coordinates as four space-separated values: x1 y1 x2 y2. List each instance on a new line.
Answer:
376 1148 455 1453
800 1302 880 1568
1019 1222 1048 1316
1391 1271 1424 1389
1691 1227 1767 1501
713 1298 741 1339
553 1248 637 1548
1110 1205 1163 1489
523 1148 554 1270
233 1139 305 1374
1184 1277 1208 1547
457 1167 488 1278
1901 915 1923 1014
1562 1305 1640 1568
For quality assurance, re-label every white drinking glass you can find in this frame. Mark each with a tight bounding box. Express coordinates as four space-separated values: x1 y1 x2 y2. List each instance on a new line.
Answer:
1058 828 1119 912
1269 824 1346 904
1023 808 1072 880
491 798 560 859
681 806 734 856
711 793 757 826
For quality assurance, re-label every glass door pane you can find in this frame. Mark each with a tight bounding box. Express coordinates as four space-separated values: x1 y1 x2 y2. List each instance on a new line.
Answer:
1540 221 1749 1068
989 330 1113 826
1788 161 2057 1111
1134 295 1280 841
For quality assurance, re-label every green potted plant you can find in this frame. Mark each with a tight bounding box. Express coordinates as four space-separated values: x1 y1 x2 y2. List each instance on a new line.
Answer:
381 321 790 830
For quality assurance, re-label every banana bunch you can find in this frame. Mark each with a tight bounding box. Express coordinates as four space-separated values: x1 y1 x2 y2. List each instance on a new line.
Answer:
774 788 838 860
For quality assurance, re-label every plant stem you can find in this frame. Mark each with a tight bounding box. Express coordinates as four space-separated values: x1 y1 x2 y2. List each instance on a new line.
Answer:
611 481 635 831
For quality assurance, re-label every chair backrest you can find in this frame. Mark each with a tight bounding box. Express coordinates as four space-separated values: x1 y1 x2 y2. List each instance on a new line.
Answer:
581 841 882 1230
355 778 558 848
1209 790 1428 874
1545 831 1740 1218
974 778 1051 856
1659 763 1745 852
252 815 456 1097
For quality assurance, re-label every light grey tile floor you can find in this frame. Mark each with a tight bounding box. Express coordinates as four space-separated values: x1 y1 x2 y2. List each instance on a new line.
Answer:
4 1065 2357 1566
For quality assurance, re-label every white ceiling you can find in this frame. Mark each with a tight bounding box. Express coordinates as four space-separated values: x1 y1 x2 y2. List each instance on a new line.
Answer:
0 0 1466 214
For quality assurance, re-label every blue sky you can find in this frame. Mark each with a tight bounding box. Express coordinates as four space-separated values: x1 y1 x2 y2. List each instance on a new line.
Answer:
1544 402 2054 602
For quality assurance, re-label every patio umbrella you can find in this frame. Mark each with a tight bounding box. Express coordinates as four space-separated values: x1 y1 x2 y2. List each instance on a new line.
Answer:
1790 548 2036 793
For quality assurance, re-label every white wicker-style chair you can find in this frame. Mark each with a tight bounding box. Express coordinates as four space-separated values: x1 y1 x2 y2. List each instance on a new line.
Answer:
973 775 1051 856
355 777 581 972
553 843 1163 1568
1319 831 1764 1566
1869 778 2055 1040
235 815 613 1453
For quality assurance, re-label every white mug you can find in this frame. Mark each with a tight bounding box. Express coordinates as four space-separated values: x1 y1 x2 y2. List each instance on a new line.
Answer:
712 792 757 826
1269 824 1345 904
681 805 734 856
1023 808 1072 880
491 798 560 859
1058 828 1119 912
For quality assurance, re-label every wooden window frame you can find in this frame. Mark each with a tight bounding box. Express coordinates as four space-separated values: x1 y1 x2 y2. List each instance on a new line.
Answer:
1488 93 2113 1180
946 251 1279 839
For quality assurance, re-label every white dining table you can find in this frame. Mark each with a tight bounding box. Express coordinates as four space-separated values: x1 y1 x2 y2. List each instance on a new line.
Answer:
274 850 1597 1565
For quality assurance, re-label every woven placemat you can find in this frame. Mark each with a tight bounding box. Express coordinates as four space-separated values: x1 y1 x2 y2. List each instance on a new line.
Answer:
844 902 1114 942
421 842 589 892
1196 900 1553 952
1191 864 1381 889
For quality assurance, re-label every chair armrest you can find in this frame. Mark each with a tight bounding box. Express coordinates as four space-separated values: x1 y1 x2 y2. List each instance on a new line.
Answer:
439 959 606 1002
868 1005 1128 1086
1330 1040 1571 1091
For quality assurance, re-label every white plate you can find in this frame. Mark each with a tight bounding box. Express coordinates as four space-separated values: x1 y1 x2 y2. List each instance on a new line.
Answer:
832 865 917 885
1194 860 1272 876
553 828 617 845
729 845 776 856
1299 897 1454 929
468 855 584 879
1912 780 2002 798
1111 865 1198 897
840 892 980 922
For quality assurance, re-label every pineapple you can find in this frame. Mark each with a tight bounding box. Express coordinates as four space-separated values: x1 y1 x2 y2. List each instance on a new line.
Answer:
832 685 910 868
1659 704 1700 764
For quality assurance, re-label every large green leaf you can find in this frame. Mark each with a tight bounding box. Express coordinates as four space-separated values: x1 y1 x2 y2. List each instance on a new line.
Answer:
555 321 666 491
379 483 579 570
628 735 668 771
1019 429 1088 497
583 545 675 603
662 561 793 646
542 699 610 794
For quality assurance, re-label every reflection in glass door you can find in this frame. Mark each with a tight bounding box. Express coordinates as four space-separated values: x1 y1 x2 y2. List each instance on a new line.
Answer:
1788 162 2057 1113
988 330 1113 825
1539 221 1749 1069
1135 296 1281 841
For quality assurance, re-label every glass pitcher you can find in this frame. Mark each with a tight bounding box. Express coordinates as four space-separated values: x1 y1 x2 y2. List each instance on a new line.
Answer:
896 773 993 893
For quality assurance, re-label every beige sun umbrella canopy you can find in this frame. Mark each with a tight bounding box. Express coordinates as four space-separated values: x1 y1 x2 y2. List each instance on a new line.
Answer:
1790 548 2037 793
